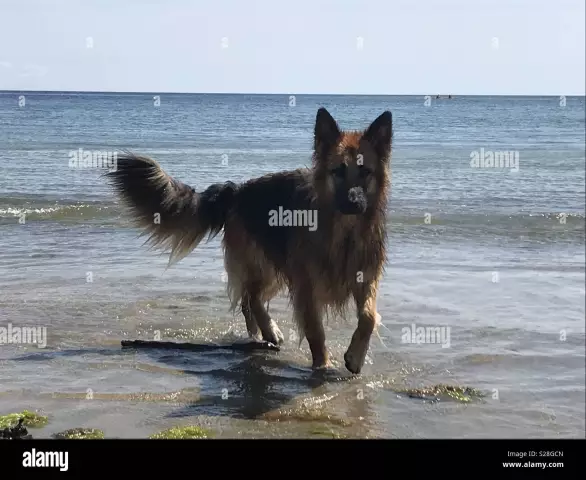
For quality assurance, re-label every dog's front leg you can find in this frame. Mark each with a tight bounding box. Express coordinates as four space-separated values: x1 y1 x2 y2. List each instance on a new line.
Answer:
344 280 379 374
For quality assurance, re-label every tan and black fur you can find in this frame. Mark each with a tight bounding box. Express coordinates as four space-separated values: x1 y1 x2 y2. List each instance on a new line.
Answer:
106 108 392 374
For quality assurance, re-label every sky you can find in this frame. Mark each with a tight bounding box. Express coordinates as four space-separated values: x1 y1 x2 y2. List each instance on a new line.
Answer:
0 0 584 95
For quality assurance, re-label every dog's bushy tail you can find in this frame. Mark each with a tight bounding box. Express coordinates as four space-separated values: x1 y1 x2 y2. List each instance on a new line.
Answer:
106 153 237 266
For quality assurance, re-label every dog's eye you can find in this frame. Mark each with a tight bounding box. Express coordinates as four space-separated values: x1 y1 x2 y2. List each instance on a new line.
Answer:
331 165 346 178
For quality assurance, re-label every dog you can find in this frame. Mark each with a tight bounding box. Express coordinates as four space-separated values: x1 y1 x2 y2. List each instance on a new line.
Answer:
106 107 392 374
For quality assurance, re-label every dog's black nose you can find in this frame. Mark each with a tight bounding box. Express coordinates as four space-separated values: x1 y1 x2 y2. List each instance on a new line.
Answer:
347 187 367 212
348 187 365 204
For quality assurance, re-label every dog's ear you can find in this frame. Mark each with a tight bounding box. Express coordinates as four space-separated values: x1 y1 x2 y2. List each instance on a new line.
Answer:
363 111 392 160
314 107 341 156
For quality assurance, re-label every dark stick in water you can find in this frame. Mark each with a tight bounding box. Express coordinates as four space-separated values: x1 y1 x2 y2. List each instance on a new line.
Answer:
121 339 280 352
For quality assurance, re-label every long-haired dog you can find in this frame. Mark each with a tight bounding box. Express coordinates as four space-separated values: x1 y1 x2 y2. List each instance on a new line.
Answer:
107 107 392 374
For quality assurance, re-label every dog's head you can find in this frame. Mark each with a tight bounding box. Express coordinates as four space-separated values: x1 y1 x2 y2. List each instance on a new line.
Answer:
312 108 392 215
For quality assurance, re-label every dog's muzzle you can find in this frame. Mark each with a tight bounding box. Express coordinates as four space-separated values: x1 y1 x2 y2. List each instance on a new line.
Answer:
341 186 367 214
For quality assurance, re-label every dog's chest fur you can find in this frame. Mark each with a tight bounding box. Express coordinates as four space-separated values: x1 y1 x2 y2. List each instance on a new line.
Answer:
230 168 386 304
309 215 385 304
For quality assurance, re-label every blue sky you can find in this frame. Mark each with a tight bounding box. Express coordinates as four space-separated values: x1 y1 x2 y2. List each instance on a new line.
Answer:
0 0 584 94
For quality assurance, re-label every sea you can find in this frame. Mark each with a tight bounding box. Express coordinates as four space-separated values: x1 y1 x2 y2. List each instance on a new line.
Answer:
0 92 584 438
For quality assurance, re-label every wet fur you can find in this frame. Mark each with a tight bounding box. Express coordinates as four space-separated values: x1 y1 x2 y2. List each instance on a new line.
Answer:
106 108 393 374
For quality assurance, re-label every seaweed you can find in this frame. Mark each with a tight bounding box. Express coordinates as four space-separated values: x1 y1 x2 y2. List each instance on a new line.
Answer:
394 384 485 403
262 407 352 426
0 410 48 429
309 425 348 439
0 418 33 440
52 428 105 439
150 426 213 439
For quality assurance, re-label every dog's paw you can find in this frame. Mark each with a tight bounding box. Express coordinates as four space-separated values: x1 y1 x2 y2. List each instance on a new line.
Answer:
263 319 285 345
344 347 366 375
312 359 333 370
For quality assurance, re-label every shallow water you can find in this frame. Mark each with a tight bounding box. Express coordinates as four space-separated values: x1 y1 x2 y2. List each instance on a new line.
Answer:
0 93 584 438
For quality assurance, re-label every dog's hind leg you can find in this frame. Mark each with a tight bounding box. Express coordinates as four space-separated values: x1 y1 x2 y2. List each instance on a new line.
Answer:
344 280 379 374
241 294 261 341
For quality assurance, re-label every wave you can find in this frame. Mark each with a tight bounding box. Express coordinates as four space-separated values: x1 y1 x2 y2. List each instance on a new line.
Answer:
0 200 116 222
0 197 583 241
